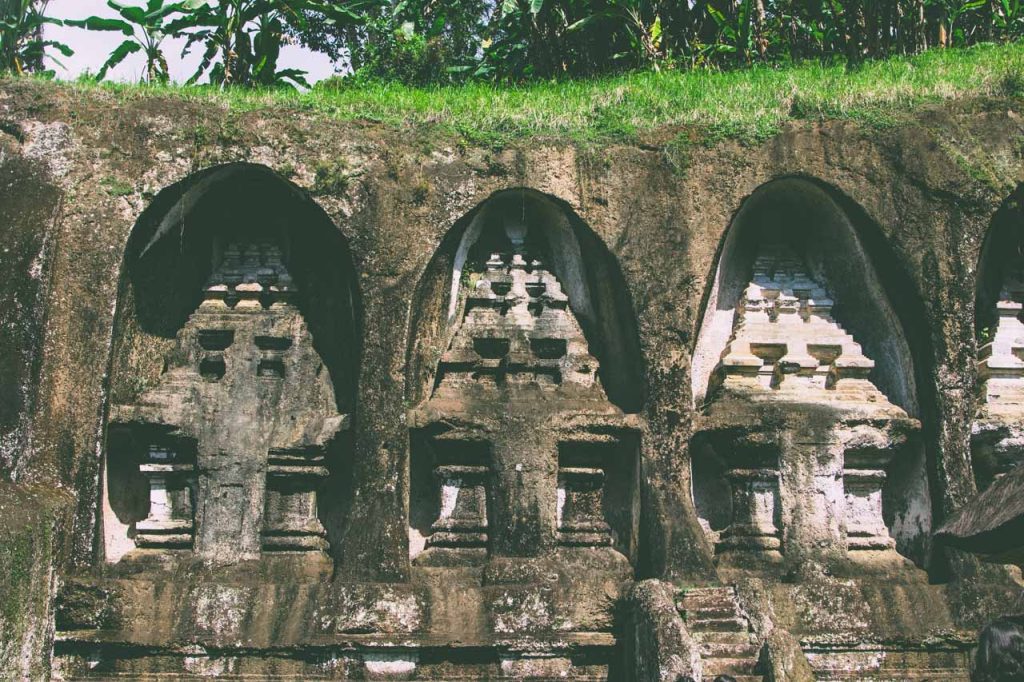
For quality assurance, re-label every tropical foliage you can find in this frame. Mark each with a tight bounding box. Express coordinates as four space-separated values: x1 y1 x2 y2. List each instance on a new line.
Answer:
66 0 194 82
174 0 353 87
4 0 1024 86
297 0 1024 82
0 0 70 75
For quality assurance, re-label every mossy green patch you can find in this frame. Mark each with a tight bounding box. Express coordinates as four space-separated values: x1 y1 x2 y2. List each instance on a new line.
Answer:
0 483 70 678
312 159 361 195
411 178 430 205
100 176 133 197
661 134 693 176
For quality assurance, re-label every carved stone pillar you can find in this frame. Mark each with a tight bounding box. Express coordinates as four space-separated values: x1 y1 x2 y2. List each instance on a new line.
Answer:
262 449 329 552
136 443 196 549
410 214 636 569
426 463 490 551
717 466 782 553
698 240 919 565
412 436 492 565
973 269 1024 487
843 449 896 551
557 464 611 547
490 429 559 557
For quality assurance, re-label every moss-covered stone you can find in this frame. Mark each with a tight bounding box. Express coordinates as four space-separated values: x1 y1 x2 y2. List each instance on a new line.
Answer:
0 482 71 678
0 154 60 479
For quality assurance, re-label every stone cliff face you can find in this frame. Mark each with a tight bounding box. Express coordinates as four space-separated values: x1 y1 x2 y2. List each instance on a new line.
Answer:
0 80 1022 680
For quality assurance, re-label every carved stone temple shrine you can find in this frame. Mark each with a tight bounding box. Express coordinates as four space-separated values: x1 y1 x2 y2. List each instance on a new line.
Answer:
1 83 1023 680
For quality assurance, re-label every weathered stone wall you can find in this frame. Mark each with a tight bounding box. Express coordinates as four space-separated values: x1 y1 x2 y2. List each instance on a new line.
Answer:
0 482 72 678
1 80 1023 679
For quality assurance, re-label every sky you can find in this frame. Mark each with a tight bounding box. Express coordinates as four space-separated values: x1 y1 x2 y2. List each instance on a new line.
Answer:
44 0 338 85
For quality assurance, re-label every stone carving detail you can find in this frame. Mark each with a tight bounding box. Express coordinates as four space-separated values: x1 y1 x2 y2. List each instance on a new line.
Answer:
843 459 895 550
432 251 598 398
424 441 490 555
557 446 612 547
717 244 878 399
262 448 330 552
131 439 196 549
410 215 637 566
108 240 348 562
973 256 1024 486
720 465 782 553
697 242 916 558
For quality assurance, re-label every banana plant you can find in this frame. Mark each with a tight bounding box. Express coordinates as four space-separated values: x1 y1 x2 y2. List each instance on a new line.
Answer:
566 0 666 68
993 0 1024 37
67 0 195 82
1 0 72 75
948 0 989 44
178 0 364 88
705 0 756 62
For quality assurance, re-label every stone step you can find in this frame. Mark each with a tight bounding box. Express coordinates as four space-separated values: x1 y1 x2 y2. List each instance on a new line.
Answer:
681 586 735 596
815 673 968 681
699 639 760 658
704 667 770 679
687 615 749 632
696 630 753 647
694 630 754 645
703 656 760 676
678 587 736 606
682 602 739 619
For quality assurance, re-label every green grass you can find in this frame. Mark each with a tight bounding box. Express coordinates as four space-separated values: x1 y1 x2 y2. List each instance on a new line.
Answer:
13 41 1024 146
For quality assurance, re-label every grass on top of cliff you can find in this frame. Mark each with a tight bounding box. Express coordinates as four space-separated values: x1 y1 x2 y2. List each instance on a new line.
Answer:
27 41 1024 146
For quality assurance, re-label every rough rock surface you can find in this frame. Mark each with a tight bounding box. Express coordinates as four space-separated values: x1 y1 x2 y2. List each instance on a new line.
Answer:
0 80 1023 679
626 579 701 681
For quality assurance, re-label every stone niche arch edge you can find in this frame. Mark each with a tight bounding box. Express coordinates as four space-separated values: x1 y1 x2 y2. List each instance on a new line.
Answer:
971 183 1024 490
689 175 933 569
99 161 362 567
403 187 647 570
405 186 645 414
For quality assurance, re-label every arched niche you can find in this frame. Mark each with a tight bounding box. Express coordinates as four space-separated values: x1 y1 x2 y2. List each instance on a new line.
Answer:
406 188 644 413
404 188 644 568
102 163 360 566
972 184 1024 489
690 177 931 567
692 177 917 414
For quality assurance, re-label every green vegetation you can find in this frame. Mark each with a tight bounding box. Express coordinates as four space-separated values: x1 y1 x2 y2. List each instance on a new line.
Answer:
0 0 70 76
65 1 192 83
64 0 362 87
298 0 1024 83
173 0 359 88
312 159 360 194
6 1 1024 86
21 41 1023 146
100 176 134 196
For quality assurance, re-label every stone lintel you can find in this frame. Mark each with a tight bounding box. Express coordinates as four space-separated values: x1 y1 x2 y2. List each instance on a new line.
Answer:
137 463 194 474
266 463 329 477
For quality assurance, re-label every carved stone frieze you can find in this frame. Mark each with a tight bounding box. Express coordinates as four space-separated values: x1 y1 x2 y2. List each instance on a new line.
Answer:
696 242 918 560
106 241 348 563
410 214 637 569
